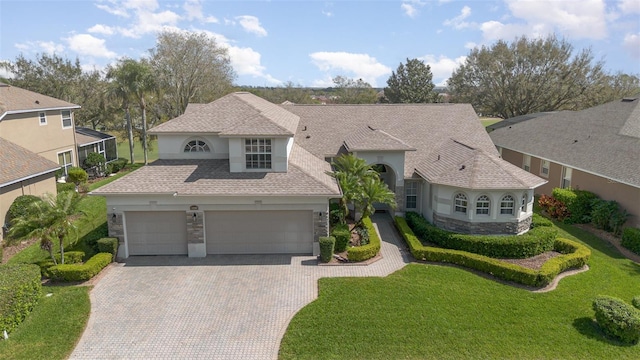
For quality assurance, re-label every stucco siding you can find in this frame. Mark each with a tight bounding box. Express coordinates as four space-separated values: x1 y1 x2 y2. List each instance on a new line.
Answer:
1 173 57 228
157 134 230 160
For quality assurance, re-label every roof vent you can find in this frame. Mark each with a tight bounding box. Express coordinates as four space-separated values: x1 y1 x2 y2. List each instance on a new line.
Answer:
302 125 307 131
306 135 311 139
621 97 638 102
460 165 466 170
35 100 40 104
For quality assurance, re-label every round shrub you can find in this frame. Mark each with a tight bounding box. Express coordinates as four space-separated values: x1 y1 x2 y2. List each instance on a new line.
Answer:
592 295 640 345
633 296 640 310
84 152 106 170
332 224 350 253
621 228 640 256
6 195 41 226
319 236 335 263
67 166 88 185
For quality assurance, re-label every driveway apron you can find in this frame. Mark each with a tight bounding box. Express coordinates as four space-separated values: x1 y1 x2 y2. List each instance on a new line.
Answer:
70 214 410 360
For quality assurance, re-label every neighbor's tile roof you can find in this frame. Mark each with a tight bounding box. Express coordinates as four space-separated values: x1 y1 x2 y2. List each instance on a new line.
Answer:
0 83 79 120
91 144 340 196
490 97 640 188
415 139 546 189
149 92 299 137
0 137 59 186
344 126 416 152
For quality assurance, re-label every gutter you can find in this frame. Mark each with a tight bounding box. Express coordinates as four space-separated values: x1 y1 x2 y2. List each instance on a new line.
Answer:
0 105 81 121
0 167 59 188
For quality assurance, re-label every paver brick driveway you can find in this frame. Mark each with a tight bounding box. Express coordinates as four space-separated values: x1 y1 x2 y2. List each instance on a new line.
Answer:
70 215 410 359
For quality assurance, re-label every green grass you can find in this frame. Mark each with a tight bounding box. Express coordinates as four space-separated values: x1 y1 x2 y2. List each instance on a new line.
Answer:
116 138 158 163
279 222 640 359
480 117 502 127
0 286 91 360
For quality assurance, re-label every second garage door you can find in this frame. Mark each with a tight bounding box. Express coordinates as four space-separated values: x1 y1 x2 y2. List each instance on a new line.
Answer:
205 211 313 254
126 211 188 255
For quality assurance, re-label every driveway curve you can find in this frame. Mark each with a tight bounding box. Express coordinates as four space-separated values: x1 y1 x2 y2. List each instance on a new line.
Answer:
70 214 410 360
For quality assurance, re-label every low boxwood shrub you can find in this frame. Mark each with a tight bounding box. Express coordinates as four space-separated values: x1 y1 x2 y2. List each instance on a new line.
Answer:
97 237 118 259
591 199 629 236
56 182 76 193
592 295 640 344
395 217 590 287
319 236 335 263
531 213 553 228
37 251 86 278
347 217 380 262
405 212 557 259
48 253 113 282
632 296 640 310
331 224 350 253
621 227 640 255
67 166 88 185
0 264 42 334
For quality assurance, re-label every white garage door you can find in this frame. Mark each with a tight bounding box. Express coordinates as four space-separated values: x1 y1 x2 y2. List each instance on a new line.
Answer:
126 211 188 255
205 211 313 254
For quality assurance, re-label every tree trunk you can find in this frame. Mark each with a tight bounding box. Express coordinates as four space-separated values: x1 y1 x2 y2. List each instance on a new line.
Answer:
141 99 148 165
125 107 135 164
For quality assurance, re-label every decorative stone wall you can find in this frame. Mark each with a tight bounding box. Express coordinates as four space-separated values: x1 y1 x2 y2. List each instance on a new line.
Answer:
433 213 532 235
313 211 329 241
107 213 124 244
394 185 405 213
186 211 204 244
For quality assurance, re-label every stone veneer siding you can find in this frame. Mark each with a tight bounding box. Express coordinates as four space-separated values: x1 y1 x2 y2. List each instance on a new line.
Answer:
433 213 532 235
187 212 204 244
313 210 328 242
107 213 125 245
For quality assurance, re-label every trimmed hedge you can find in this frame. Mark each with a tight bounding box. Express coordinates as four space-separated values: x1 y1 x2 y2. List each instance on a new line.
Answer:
0 264 42 334
97 237 118 260
405 212 557 259
621 227 640 255
331 224 350 253
319 237 335 263
56 182 76 193
592 295 640 344
531 213 553 228
395 216 590 287
552 188 599 224
347 217 380 262
48 253 113 282
37 251 85 278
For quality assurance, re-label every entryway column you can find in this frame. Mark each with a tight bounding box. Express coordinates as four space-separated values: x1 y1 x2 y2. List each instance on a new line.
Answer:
187 211 206 257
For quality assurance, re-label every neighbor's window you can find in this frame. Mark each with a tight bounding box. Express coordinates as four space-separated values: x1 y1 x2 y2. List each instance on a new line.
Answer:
561 167 572 189
39 112 47 125
500 195 515 215
58 150 73 176
245 138 272 169
523 155 531 172
405 181 418 209
476 195 490 215
61 110 72 128
454 193 468 214
541 159 550 177
184 140 210 152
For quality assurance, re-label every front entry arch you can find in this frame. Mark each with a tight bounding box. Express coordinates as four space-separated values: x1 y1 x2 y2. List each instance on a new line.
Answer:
372 163 396 212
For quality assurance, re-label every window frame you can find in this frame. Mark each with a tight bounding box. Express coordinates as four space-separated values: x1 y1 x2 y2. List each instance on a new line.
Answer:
475 195 490 215
523 155 531 172
184 139 211 153
245 138 272 170
521 193 528 213
57 149 74 177
454 193 468 214
500 194 515 215
540 159 550 177
61 110 72 129
405 181 418 209
39 112 47 126
561 166 572 189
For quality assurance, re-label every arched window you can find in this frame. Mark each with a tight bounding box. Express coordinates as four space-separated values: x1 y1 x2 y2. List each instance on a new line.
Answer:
521 194 528 212
454 193 468 214
476 195 490 215
184 140 210 152
500 195 515 215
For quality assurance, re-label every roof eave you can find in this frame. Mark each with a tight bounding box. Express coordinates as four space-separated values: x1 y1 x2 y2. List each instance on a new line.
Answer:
0 105 81 121
0 167 59 188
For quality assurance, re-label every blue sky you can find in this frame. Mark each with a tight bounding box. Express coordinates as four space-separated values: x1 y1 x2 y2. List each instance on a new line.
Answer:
1 0 639 87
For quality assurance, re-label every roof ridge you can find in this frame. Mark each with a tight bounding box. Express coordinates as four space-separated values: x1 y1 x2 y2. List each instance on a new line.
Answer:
288 144 340 194
232 93 296 135
482 149 530 187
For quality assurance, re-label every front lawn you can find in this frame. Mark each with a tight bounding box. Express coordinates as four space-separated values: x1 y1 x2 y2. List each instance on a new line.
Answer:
0 286 91 360
279 222 640 359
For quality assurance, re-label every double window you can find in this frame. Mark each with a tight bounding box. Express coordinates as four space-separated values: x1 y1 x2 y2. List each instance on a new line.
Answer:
245 138 272 169
500 195 515 215
184 140 210 152
540 159 550 177
61 110 72 128
405 182 418 209
58 150 73 176
476 195 490 215
454 193 468 214
39 112 47 125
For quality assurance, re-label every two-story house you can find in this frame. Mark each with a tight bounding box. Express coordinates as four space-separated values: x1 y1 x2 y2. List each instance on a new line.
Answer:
0 83 80 239
92 92 545 259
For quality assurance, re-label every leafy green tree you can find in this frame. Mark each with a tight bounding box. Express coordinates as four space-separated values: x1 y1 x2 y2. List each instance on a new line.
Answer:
384 58 437 103
8 191 85 265
332 76 378 104
106 59 139 164
447 35 607 118
149 31 236 118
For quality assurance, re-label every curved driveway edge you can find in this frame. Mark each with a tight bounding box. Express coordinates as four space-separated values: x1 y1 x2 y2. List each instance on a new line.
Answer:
70 214 409 360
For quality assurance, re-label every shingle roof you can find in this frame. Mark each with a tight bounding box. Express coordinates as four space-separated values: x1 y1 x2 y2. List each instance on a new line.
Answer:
0 83 79 120
0 137 59 186
415 139 546 189
490 97 640 188
75 127 115 146
91 144 340 196
344 126 416 152
149 92 299 137
486 112 556 132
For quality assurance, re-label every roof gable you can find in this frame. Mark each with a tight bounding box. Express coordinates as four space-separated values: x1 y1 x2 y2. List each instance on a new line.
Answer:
0 83 79 120
0 137 59 186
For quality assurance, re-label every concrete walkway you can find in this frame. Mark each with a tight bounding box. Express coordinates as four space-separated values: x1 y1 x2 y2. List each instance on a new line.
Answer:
70 214 410 360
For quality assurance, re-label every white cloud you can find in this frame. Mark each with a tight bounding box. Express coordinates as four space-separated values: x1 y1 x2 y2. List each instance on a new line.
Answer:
14 41 64 55
235 15 267 37
619 0 640 14
419 55 466 86
401 1 426 18
438 0 453 3
183 0 218 23
95 1 130 17
309 51 392 86
65 34 117 58
443 6 473 29
88 24 115 35
322 10 333 17
623 32 640 59
95 0 181 38
0 62 14 79
464 42 477 49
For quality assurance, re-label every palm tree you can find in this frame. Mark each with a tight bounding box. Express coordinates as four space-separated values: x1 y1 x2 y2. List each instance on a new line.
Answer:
354 176 397 227
8 191 85 265
106 60 136 165
330 154 377 222
125 59 155 165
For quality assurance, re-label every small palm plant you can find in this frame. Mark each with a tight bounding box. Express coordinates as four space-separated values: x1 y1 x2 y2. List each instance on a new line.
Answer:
8 191 85 265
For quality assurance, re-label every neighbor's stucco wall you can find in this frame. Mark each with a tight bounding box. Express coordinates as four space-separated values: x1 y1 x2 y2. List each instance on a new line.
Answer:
157 134 230 160
1 173 57 240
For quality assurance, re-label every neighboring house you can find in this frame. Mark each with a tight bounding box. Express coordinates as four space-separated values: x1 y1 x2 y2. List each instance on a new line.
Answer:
0 83 80 241
92 92 544 259
490 96 640 228
75 127 118 167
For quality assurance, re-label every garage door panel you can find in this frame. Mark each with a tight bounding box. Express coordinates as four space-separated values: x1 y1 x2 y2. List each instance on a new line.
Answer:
205 211 313 255
126 211 187 255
